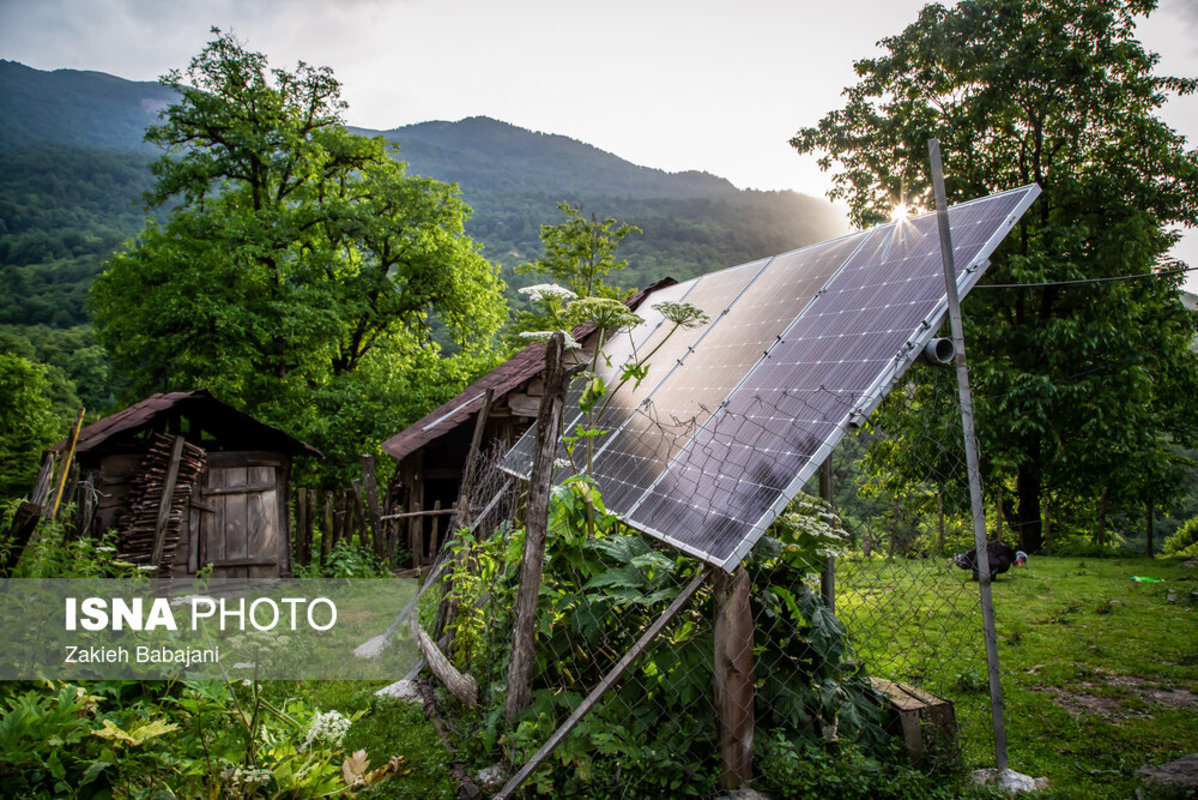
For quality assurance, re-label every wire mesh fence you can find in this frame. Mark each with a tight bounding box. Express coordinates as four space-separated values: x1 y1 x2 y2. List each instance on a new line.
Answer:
405 367 1010 797
401 188 1043 795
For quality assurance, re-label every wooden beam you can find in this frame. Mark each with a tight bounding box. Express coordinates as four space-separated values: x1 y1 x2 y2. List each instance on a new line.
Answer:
714 565 754 789
456 387 495 528
30 451 55 507
380 508 456 521
410 614 478 707
150 435 187 567
49 408 85 521
505 332 568 725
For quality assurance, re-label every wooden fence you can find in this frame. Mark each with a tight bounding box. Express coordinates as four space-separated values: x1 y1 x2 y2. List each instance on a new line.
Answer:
289 455 458 571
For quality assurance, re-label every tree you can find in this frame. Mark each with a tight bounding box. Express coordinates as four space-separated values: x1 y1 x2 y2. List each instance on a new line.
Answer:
0 353 62 500
511 202 640 337
90 30 506 481
792 0 1198 551
518 202 640 299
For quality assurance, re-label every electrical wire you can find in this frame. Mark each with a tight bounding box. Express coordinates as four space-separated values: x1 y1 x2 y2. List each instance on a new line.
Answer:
975 264 1195 289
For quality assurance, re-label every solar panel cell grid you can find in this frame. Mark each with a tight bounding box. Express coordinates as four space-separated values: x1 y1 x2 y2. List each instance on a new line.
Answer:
501 186 1040 569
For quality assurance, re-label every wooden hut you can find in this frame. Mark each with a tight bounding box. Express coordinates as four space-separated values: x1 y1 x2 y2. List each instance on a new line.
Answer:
63 389 321 578
380 278 675 564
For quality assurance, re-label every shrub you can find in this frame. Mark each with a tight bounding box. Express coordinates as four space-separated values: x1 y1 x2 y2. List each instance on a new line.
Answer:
1162 516 1198 559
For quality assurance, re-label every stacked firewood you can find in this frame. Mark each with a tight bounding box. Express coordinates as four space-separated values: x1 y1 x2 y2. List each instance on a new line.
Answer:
116 433 207 574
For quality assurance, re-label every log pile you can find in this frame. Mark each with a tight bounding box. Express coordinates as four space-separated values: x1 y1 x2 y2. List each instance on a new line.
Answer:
116 433 206 574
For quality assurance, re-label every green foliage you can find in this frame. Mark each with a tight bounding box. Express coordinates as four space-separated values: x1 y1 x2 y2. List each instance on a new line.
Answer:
758 734 997 800
89 30 506 484
0 324 115 414
0 147 157 330
517 202 639 300
748 537 888 749
1162 515 1198 558
0 678 409 798
511 203 639 338
424 476 895 796
0 353 63 500
792 0 1198 552
292 541 390 579
3 522 142 579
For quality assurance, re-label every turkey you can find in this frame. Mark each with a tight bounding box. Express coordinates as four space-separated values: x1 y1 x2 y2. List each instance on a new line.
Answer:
952 541 1027 580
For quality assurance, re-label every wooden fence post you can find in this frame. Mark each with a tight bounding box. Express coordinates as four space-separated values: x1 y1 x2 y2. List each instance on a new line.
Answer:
714 565 754 789
0 502 43 578
505 332 568 725
322 491 334 565
406 452 424 566
362 455 383 559
351 479 369 552
295 488 306 566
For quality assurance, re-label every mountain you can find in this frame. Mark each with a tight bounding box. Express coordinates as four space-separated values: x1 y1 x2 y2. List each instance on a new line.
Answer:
0 61 848 334
0 60 174 151
368 116 738 200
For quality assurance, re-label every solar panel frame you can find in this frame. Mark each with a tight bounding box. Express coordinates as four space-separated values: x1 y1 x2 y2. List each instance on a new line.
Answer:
501 185 1041 571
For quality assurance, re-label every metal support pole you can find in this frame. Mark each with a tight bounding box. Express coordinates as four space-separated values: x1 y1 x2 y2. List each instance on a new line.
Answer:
928 139 1009 772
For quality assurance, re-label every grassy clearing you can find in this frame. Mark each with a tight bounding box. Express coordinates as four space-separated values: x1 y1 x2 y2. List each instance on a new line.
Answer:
839 555 1197 799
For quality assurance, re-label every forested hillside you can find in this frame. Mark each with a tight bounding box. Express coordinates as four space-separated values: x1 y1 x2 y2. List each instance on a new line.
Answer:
0 61 847 339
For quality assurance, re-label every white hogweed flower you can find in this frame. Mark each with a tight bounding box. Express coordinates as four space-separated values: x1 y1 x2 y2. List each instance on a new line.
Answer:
519 283 577 303
519 330 582 349
652 301 710 329
303 709 352 750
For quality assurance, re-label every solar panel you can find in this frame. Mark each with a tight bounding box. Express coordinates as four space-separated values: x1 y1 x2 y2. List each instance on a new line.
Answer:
502 186 1040 570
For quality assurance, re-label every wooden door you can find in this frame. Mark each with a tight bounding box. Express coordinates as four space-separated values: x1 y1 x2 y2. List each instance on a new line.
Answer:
185 451 291 579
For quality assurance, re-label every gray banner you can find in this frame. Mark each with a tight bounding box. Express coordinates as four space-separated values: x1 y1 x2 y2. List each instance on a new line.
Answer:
0 578 420 680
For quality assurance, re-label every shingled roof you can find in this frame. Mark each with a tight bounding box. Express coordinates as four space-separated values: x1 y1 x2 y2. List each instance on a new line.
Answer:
59 389 323 458
381 278 677 462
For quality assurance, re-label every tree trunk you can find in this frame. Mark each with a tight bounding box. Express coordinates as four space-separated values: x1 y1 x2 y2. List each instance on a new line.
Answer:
1146 497 1154 557
1096 486 1108 549
1015 455 1043 552
995 486 1005 541
937 492 945 555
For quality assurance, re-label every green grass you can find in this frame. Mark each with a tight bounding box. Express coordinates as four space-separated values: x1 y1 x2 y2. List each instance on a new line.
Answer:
838 555 1198 799
264 680 458 799
304 556 1195 798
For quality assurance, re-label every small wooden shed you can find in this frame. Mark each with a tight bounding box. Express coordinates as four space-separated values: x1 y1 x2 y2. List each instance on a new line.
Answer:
63 389 321 578
381 278 676 563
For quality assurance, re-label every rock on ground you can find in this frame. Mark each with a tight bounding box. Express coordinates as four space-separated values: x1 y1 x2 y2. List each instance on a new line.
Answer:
714 789 772 800
373 679 422 703
353 634 389 659
970 768 1049 794
476 764 508 790
1137 754 1198 790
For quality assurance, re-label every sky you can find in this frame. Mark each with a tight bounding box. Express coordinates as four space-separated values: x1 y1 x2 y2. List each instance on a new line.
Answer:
1 0 1197 291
